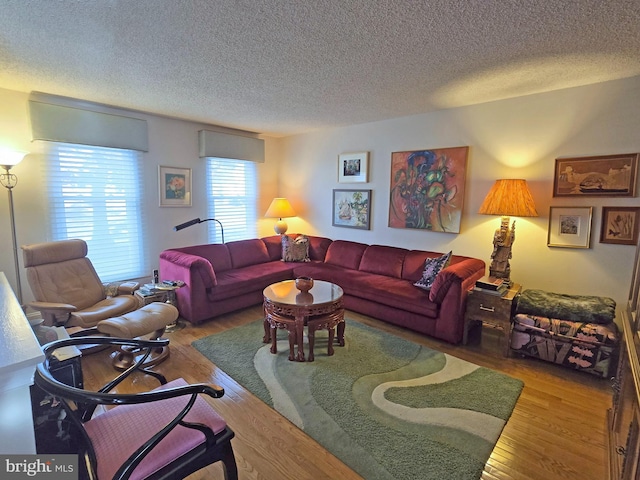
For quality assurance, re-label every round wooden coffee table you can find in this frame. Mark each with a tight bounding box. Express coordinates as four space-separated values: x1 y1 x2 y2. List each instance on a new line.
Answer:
263 280 345 362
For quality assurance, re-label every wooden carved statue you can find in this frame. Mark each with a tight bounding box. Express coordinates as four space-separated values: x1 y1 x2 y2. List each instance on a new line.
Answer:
489 217 515 284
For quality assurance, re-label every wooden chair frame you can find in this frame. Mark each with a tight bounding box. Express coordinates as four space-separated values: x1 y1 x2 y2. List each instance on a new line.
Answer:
34 336 238 480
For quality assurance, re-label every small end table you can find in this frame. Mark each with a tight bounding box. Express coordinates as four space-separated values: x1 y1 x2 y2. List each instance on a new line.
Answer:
463 283 521 356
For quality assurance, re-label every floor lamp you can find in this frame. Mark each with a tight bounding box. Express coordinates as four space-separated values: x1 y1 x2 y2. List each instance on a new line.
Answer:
0 150 27 306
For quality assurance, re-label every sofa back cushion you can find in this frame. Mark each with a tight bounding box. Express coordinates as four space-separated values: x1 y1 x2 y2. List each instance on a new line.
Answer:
325 240 368 270
261 236 283 261
307 236 333 261
227 239 270 268
359 245 407 278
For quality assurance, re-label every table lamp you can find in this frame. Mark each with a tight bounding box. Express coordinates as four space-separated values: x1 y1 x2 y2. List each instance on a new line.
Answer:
265 197 296 235
478 179 538 285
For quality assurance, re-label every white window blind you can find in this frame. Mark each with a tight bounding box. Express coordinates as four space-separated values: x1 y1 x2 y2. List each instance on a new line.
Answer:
46 142 147 282
206 158 257 243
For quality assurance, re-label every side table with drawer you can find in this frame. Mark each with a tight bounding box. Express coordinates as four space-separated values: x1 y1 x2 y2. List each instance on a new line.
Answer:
463 283 522 356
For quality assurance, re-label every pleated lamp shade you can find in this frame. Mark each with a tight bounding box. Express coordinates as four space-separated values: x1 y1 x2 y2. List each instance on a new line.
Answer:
478 179 538 217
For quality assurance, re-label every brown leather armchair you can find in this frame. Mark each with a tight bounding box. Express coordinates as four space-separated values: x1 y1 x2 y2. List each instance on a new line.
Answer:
22 239 141 328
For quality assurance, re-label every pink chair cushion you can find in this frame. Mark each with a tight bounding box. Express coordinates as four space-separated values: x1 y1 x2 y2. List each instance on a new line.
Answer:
84 378 227 480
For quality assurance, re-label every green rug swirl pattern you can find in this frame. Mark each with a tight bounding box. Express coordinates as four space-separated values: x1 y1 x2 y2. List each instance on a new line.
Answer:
193 320 523 480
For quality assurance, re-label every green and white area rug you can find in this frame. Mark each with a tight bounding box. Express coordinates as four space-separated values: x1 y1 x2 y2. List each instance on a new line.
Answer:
192 320 523 480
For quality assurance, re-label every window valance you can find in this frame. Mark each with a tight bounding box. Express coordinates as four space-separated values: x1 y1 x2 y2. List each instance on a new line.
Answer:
198 129 264 163
29 95 148 152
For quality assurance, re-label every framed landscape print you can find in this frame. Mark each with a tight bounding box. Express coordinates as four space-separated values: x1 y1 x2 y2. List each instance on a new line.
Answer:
338 152 369 183
553 153 639 197
600 206 640 245
159 166 192 207
332 189 371 229
388 146 468 233
547 206 593 248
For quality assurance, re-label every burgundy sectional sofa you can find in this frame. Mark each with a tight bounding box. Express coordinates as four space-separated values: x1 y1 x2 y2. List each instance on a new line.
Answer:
159 235 485 344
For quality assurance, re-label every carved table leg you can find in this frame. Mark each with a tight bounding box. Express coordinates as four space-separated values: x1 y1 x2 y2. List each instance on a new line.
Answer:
295 315 305 362
308 325 316 362
263 317 271 343
327 328 335 356
287 325 297 361
337 319 345 346
270 326 278 354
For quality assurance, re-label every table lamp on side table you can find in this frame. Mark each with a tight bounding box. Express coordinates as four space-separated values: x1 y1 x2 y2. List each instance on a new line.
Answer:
478 179 538 286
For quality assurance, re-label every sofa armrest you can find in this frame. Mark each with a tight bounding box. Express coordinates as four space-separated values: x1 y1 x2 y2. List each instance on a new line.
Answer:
429 258 485 304
159 250 217 287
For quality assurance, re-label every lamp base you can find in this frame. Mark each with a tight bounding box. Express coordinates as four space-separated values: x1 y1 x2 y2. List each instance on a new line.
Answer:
488 216 515 286
274 219 288 235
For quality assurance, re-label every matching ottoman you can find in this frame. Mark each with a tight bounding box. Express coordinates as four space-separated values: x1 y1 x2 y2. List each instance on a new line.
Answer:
97 302 179 369
510 289 619 378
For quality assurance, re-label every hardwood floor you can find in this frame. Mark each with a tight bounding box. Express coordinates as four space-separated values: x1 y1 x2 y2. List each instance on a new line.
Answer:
81 306 612 480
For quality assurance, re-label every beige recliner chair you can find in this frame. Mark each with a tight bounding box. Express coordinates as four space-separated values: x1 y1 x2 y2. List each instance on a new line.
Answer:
22 239 141 328
22 239 178 369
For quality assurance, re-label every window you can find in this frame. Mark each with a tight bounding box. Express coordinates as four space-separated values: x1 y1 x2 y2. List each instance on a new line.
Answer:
206 158 257 243
46 142 146 282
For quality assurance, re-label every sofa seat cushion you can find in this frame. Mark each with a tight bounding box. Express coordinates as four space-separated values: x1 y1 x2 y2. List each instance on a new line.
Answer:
291 262 349 285
208 261 293 300
343 271 439 318
516 289 616 324
292 264 438 318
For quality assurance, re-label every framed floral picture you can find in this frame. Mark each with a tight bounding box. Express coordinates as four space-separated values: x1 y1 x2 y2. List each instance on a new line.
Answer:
388 147 468 233
547 206 593 248
338 152 369 183
600 206 640 245
332 189 371 229
159 166 192 207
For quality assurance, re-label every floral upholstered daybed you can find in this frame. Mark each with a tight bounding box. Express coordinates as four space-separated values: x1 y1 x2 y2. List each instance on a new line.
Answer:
510 289 619 377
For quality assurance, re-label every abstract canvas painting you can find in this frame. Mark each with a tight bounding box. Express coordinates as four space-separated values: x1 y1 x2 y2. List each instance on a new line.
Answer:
389 147 468 233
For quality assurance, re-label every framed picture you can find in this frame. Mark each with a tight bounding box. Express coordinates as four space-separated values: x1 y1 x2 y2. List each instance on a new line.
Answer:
332 189 371 229
547 206 593 248
159 166 192 207
388 146 468 233
338 152 369 183
553 153 639 197
600 206 640 245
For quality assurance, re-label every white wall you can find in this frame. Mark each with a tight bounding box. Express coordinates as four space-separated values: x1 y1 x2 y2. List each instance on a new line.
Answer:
1 77 639 312
277 76 640 309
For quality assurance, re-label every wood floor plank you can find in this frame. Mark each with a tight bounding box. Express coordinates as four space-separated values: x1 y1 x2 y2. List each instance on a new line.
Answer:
79 305 612 480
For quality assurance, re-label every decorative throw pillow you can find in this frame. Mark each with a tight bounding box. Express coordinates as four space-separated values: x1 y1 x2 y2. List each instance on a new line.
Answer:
413 251 452 290
281 235 311 262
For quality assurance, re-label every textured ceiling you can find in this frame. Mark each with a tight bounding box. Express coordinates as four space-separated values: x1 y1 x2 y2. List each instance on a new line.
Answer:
1 0 640 137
